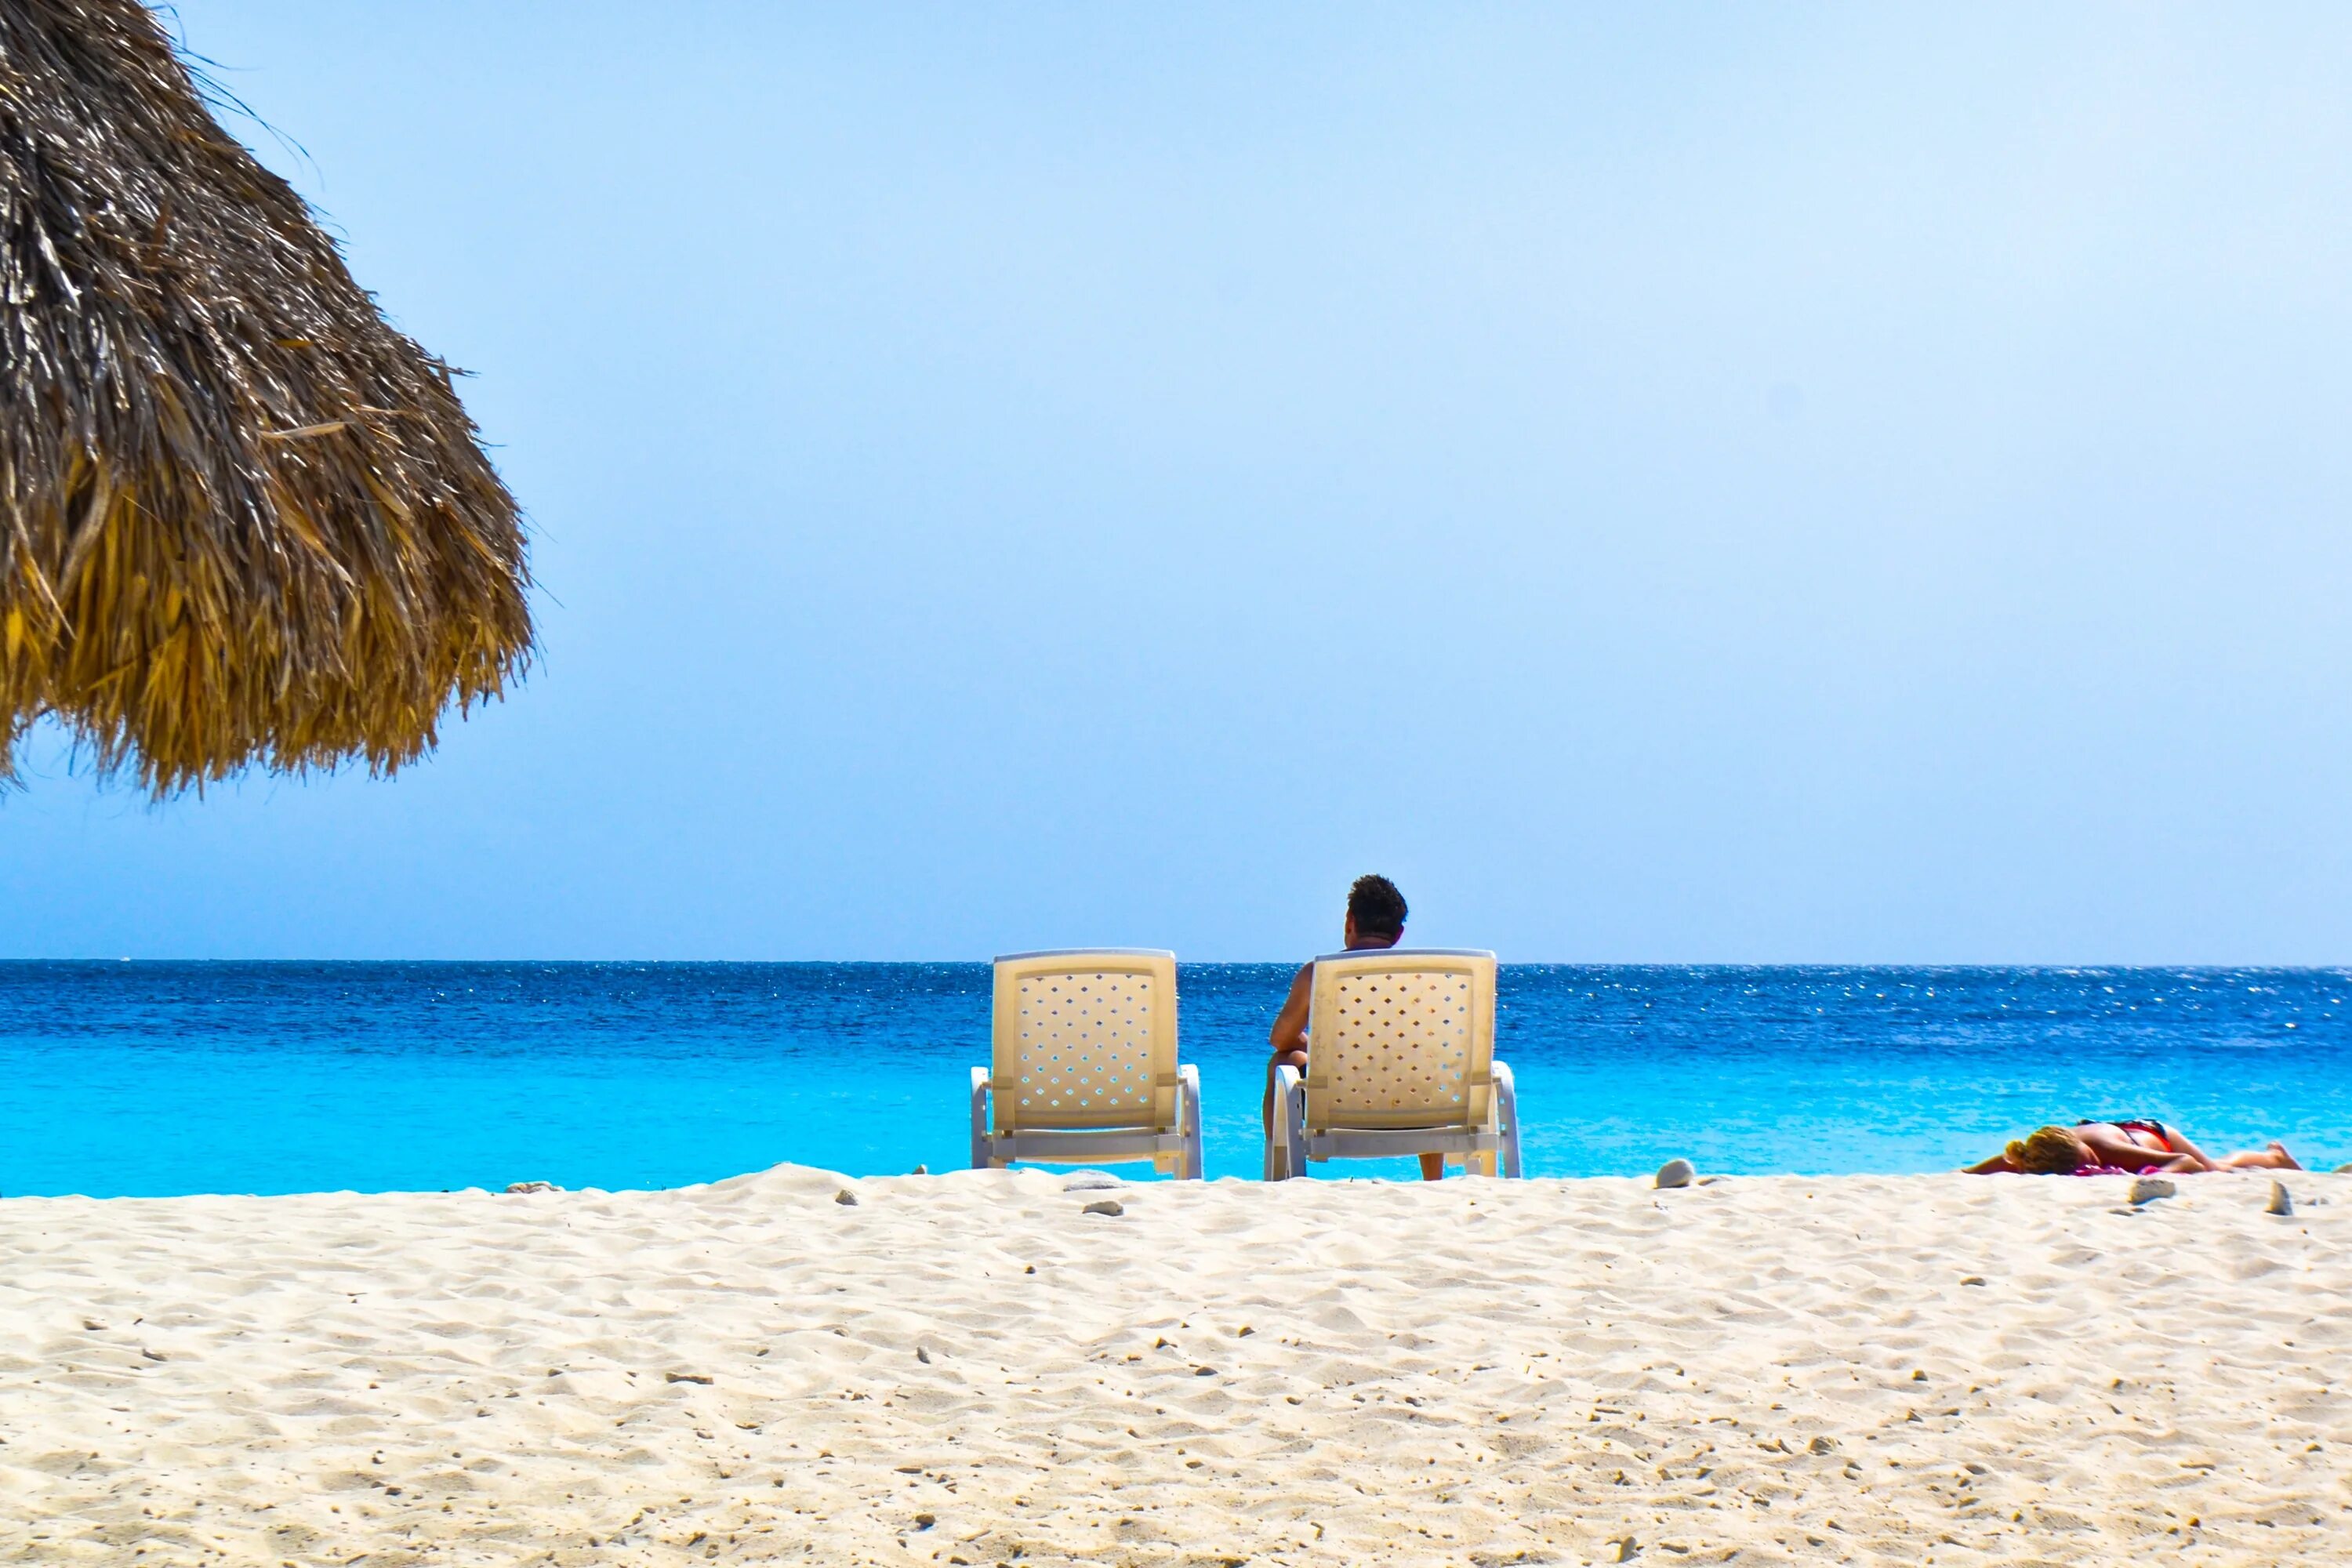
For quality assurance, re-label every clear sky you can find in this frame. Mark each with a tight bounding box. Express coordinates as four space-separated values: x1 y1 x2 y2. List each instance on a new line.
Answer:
5 2 2350 962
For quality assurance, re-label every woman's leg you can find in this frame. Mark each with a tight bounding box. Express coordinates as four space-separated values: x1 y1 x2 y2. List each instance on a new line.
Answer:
2216 1142 2302 1171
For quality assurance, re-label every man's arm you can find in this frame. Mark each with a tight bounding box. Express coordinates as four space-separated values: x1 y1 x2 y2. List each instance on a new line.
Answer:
1263 962 1315 1143
1269 963 1313 1058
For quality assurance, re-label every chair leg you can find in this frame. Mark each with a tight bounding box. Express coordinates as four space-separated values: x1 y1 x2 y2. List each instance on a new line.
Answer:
1178 1064 1204 1180
967 1066 990 1171
1494 1061 1523 1178
1282 1073 1307 1181
1268 1065 1304 1180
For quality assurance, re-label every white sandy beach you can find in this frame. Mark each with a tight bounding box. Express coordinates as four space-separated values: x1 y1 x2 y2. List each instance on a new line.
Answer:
2 1166 2346 1566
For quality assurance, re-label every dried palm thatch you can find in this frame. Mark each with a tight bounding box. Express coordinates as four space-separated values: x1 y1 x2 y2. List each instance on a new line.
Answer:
0 0 530 795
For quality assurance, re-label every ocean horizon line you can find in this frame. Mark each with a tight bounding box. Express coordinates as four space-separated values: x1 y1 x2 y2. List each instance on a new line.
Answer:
5 956 2350 972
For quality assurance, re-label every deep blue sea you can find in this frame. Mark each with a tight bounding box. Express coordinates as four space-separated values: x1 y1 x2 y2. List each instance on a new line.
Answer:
2 963 2346 1196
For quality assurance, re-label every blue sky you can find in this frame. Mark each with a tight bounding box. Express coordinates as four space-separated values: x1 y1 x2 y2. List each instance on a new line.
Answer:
5 2 2350 961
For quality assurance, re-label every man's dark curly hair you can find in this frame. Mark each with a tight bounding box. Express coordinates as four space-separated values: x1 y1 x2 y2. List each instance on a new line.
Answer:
1347 873 1408 938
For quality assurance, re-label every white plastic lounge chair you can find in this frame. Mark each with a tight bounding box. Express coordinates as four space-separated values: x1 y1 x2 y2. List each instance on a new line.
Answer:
969 949 1203 1178
1266 947 1520 1180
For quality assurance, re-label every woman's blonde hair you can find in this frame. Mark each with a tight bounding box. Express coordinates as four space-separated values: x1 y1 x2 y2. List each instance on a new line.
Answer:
2006 1125 2088 1174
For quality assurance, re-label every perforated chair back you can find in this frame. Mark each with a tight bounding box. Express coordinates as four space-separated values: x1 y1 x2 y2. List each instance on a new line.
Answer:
990 949 1180 1134
1304 949 1498 1133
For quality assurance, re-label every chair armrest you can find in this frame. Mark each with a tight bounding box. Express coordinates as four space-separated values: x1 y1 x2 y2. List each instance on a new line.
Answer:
1265 1063 1302 1180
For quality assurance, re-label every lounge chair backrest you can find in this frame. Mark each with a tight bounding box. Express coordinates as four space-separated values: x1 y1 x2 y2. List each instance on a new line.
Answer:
990 949 1180 1133
1305 949 1498 1131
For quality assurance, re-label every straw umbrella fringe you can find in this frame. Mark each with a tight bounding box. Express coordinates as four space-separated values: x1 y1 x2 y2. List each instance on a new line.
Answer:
0 0 531 795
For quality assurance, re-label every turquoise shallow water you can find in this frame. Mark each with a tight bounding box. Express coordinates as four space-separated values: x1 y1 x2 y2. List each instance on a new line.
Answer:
2 962 2347 1196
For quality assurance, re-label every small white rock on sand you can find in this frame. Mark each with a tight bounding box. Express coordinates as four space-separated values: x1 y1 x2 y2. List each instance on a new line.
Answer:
1 1167 2346 1566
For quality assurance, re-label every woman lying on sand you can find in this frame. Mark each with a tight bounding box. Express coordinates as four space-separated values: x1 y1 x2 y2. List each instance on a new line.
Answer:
1968 1120 2303 1175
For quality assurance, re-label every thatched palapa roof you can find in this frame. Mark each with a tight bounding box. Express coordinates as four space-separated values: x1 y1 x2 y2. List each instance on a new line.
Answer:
0 0 530 795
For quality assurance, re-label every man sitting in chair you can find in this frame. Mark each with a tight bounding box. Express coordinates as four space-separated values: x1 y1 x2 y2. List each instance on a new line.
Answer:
1265 874 1446 1181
